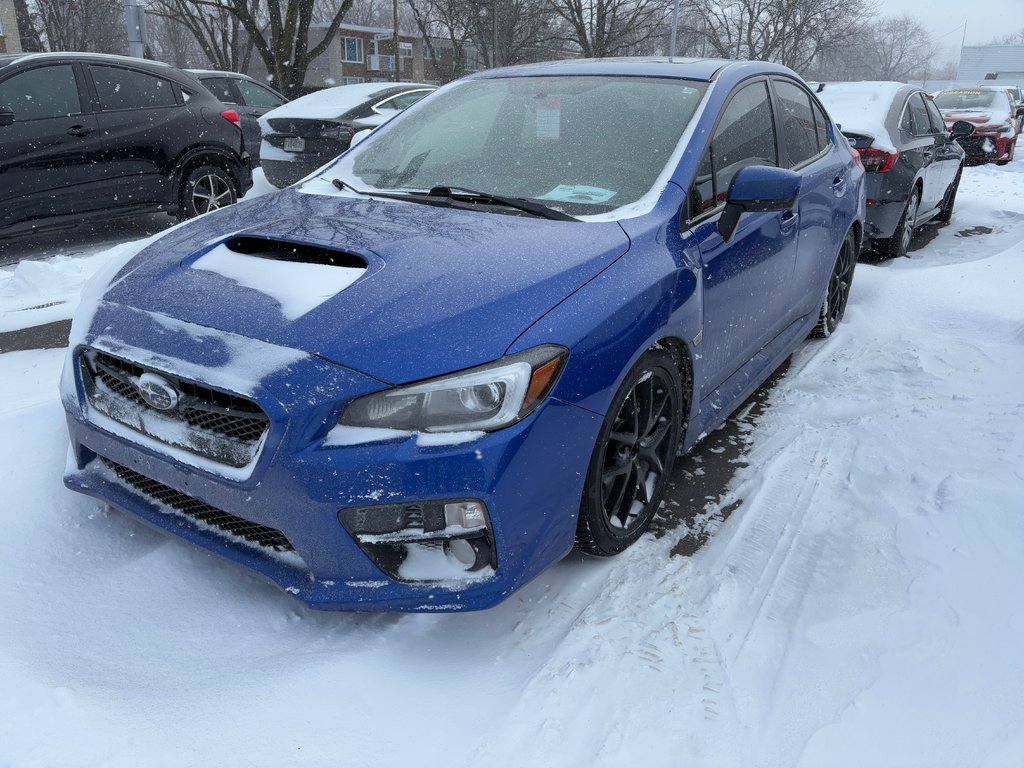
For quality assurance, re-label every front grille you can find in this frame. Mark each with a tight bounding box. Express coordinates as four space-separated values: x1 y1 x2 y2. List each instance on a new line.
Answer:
81 349 269 468
100 457 294 552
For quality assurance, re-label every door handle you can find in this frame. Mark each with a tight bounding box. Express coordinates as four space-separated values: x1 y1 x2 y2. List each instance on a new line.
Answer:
779 210 798 234
67 125 95 137
832 174 847 196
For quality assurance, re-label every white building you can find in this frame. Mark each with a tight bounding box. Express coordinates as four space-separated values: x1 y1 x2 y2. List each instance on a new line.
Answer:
0 0 23 54
957 45 1024 86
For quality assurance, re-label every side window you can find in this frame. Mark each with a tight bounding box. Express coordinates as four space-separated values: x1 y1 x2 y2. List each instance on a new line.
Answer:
773 79 819 166
688 80 777 220
391 91 430 109
235 80 285 109
907 93 931 136
0 65 82 121
91 66 178 111
202 77 238 104
900 103 913 133
811 101 831 152
924 97 946 134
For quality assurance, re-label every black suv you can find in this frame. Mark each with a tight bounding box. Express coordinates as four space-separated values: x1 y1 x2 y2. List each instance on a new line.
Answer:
0 53 252 237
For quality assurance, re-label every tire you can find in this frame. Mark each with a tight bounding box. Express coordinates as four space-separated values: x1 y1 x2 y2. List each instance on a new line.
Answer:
575 349 683 556
812 230 856 338
874 185 920 259
935 165 962 224
177 164 238 221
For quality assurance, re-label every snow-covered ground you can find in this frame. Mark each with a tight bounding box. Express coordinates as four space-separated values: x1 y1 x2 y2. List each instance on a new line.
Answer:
1 159 1022 767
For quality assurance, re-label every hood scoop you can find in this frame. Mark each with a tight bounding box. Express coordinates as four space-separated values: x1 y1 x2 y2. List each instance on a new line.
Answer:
190 237 367 320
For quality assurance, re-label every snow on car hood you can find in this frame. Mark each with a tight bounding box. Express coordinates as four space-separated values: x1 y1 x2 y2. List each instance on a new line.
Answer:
100 190 631 384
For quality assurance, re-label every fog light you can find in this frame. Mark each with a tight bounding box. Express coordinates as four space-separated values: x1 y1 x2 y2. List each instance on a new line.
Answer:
338 499 496 582
444 501 486 530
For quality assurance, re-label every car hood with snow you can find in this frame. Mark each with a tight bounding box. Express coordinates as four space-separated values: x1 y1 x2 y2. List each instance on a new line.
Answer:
98 190 630 384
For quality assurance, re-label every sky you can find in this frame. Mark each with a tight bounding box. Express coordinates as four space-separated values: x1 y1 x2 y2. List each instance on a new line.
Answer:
882 0 1024 60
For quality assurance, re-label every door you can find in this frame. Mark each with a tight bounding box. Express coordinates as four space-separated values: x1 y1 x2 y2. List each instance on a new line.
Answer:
0 63 101 230
903 92 942 210
923 94 961 195
86 63 183 207
233 78 286 159
771 78 848 319
686 80 800 398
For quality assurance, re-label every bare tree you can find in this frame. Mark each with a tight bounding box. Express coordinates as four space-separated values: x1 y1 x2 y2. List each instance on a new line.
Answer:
12 0 44 51
806 15 939 83
686 0 869 72
989 27 1024 45
32 0 127 52
546 0 667 58
147 0 254 71
407 0 476 79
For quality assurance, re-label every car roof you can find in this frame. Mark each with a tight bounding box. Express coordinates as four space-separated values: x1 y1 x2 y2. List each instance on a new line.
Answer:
2 52 173 68
466 57 749 83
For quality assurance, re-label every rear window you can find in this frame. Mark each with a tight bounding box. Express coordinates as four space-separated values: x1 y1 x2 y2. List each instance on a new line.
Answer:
91 65 178 111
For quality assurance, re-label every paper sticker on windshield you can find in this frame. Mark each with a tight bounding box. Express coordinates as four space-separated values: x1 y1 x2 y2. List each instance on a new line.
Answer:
536 102 561 139
538 185 617 204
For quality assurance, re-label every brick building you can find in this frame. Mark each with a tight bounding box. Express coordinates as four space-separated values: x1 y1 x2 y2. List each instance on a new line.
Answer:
248 23 479 89
0 0 23 54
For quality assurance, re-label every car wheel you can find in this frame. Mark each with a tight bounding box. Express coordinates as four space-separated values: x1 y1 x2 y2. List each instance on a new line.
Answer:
178 164 237 220
875 185 920 259
812 231 856 338
935 165 962 224
575 349 683 556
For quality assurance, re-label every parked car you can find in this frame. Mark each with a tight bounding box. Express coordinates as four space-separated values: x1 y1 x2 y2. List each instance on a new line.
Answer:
258 81 434 187
0 52 251 237
934 87 1020 165
188 70 287 163
61 58 863 612
817 81 969 258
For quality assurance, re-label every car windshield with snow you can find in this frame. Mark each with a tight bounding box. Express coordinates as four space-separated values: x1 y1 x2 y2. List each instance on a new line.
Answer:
60 58 864 612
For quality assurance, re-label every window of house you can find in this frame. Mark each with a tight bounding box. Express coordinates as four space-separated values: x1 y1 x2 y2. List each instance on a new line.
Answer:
399 42 413 58
342 37 364 64
344 77 365 85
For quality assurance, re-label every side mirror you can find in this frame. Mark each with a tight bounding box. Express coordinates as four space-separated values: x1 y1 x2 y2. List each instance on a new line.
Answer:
717 165 800 242
0 107 14 127
349 128 372 148
949 120 975 138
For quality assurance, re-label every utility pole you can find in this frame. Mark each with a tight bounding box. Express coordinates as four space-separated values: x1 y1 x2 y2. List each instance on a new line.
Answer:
393 0 400 82
124 0 147 58
491 0 498 68
669 0 680 60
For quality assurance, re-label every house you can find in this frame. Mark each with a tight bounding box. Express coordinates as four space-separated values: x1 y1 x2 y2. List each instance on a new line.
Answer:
957 45 1024 87
247 23 479 90
0 0 23 54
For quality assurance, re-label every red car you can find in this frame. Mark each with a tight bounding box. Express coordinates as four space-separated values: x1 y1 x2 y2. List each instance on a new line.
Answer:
934 88 1020 165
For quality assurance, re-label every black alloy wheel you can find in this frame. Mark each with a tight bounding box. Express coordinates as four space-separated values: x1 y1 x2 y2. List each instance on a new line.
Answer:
179 165 237 220
576 349 683 556
812 231 856 338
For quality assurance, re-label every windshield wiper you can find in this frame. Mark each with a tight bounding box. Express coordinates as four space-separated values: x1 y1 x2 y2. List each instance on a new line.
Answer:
419 186 580 221
332 179 580 221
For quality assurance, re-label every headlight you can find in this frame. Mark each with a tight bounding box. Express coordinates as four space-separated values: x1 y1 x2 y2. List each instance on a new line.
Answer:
341 345 567 433
1001 123 1016 136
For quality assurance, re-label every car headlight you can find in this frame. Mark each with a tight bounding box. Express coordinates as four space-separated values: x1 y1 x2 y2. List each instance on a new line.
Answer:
1001 123 1016 136
341 345 567 433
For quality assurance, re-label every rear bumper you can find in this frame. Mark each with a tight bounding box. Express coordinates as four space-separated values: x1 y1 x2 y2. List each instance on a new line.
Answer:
261 158 324 188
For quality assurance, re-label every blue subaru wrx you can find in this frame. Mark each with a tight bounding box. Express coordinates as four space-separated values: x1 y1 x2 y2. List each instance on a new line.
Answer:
61 58 864 611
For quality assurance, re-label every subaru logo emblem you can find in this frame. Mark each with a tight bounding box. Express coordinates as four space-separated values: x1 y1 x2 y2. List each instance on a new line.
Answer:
137 372 179 411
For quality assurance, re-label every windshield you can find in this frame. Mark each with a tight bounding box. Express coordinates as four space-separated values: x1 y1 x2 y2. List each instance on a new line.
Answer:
935 90 1002 110
318 76 707 216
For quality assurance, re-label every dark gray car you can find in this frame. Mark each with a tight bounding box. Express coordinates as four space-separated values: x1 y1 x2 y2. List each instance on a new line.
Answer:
817 82 971 258
189 70 288 163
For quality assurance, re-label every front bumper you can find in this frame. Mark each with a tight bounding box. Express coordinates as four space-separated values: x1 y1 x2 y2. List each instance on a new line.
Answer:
61 305 600 611
957 133 1016 163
